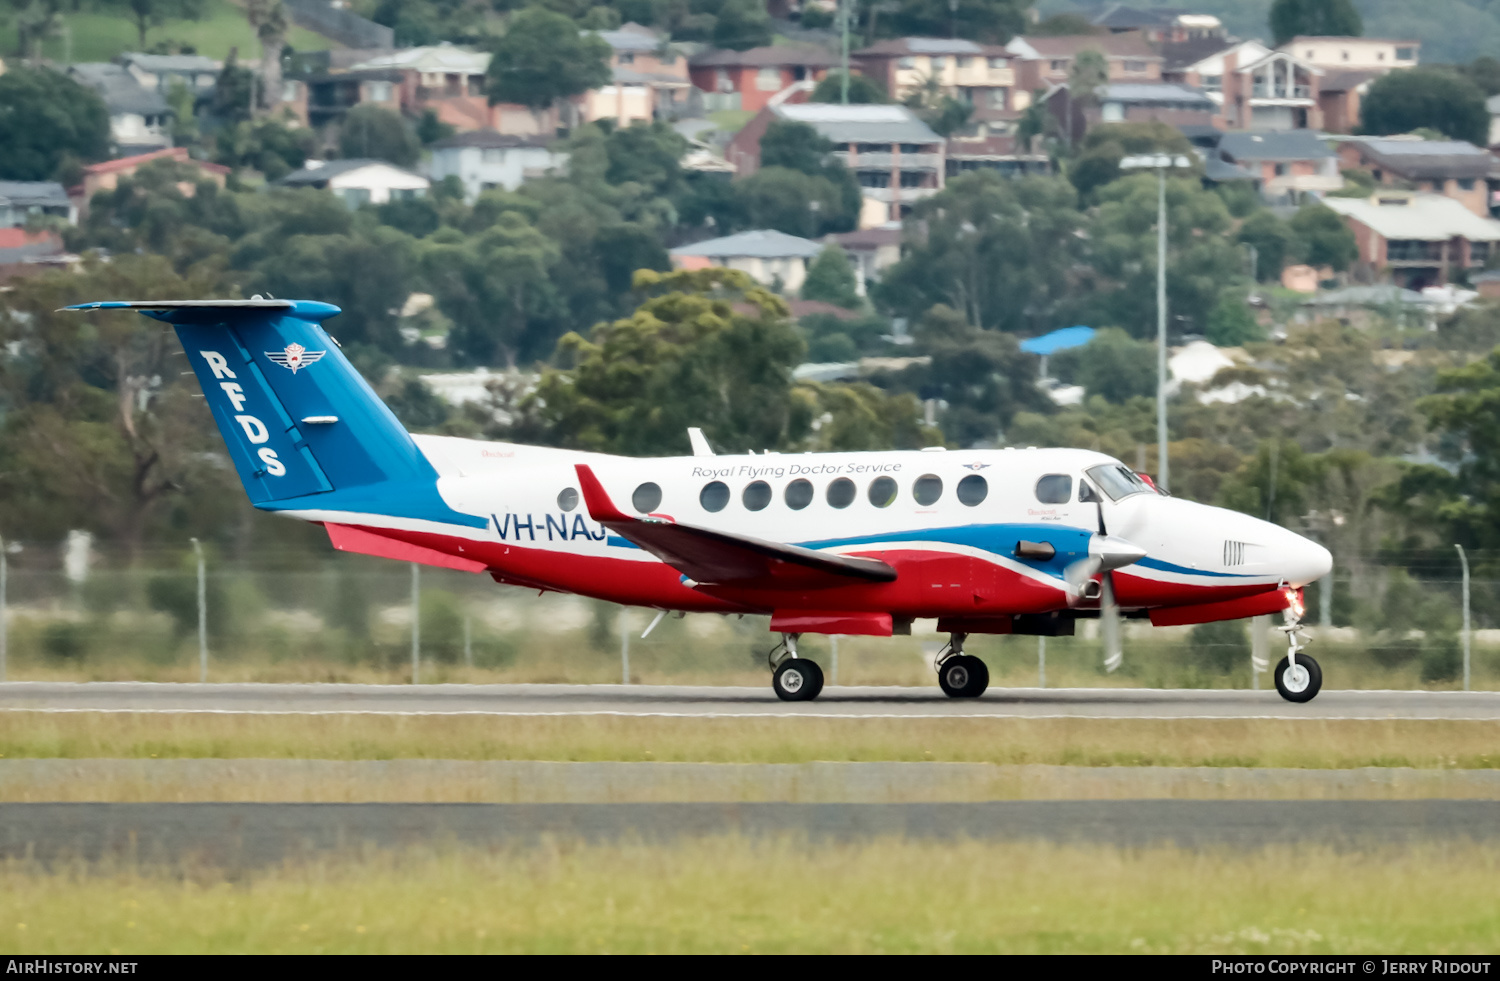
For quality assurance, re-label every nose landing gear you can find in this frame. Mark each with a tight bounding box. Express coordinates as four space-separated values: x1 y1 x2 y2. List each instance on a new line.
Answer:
935 633 989 698
769 634 824 702
1273 604 1322 703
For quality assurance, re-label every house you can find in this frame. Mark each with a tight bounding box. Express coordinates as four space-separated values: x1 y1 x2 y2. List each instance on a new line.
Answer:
579 24 694 125
1084 5 1226 44
299 68 404 129
1323 191 1500 289
425 131 564 202
1337 137 1500 218
1044 81 1216 141
69 147 229 219
115 52 221 95
1161 38 1265 121
1215 130 1341 205
850 38 1018 132
0 227 72 284
1277 37 1419 71
0 181 74 227
1004 32 1163 93
1488 94 1500 148
727 103 945 225
276 159 430 207
1218 46 1324 131
688 46 838 114
1316 70 1384 134
668 229 824 292
343 46 493 131
67 63 172 156
945 134 1052 179
823 225 903 296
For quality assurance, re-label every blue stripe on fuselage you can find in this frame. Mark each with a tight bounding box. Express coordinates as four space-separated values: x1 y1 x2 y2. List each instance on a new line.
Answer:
800 523 1095 581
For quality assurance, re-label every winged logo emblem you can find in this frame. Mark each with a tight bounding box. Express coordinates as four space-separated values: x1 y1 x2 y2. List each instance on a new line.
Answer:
962 462 991 471
266 342 326 374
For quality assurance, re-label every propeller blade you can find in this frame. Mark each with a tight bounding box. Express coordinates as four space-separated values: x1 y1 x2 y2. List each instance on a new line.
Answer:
1101 571 1123 673
1089 534 1148 573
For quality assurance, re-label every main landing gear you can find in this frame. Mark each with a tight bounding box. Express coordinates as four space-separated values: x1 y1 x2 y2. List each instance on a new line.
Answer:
1273 604 1322 703
935 633 989 699
769 634 824 702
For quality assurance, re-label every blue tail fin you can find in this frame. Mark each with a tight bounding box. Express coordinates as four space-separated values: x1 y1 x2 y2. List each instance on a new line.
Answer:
66 300 483 528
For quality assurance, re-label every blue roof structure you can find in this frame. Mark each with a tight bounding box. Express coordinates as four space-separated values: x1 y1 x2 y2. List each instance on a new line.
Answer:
1020 326 1095 356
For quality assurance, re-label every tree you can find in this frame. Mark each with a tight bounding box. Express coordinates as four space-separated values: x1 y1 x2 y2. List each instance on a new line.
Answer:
1269 0 1361 47
1065 47 1109 141
1067 121 1198 200
487 5 612 124
811 71 888 104
875 172 1084 333
339 104 421 167
1031 13 1099 36
883 0 1027 44
736 166 852 238
1205 292 1264 347
246 0 288 114
210 51 255 125
213 116 314 180
1055 327 1157 404
1237 209 1294 281
0 68 109 180
801 246 860 308
107 0 205 50
1358 69 1489 146
604 121 688 198
7 0 72 59
417 109 456 145
1288 203 1357 271
711 0 771 51
760 119 834 174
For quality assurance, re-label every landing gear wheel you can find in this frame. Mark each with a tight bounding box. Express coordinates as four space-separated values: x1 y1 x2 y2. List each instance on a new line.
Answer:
773 659 824 702
1274 653 1322 703
938 654 989 698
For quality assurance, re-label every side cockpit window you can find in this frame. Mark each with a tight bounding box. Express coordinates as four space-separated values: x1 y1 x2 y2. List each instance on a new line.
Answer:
1035 474 1073 504
1085 463 1152 502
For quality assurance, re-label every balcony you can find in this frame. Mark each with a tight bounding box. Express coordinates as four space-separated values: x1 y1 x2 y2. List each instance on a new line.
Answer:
1250 83 1312 101
834 151 943 171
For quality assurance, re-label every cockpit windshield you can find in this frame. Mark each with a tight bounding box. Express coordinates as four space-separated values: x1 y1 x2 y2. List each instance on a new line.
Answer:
1085 463 1156 502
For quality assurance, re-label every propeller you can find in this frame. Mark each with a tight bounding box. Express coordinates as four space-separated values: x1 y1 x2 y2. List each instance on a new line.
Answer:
1064 498 1147 673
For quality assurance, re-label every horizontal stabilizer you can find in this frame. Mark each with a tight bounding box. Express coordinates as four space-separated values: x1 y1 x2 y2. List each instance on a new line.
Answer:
63 300 295 311
575 464 896 589
326 523 488 573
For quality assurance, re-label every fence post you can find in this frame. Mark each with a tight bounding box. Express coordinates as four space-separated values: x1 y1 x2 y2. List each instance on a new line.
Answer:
830 635 840 686
619 608 630 685
1250 615 1269 689
0 536 7 684
463 613 472 670
410 563 420 685
1038 636 1046 689
1456 544 1471 692
1319 564 1333 628
191 538 207 683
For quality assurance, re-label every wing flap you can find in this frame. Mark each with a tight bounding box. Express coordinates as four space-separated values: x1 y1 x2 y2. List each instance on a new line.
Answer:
575 464 896 588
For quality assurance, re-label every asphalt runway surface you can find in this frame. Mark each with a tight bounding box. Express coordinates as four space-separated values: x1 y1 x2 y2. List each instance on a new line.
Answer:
3 682 1499 719
2 801 1495 867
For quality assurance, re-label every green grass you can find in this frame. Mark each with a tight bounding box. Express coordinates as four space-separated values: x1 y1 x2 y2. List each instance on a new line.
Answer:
2 712 1496 770
2 0 334 64
3 838 1497 953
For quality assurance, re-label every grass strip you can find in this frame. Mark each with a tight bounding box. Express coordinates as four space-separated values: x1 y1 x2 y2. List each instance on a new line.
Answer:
2 838 1497 953
0 712 1496 769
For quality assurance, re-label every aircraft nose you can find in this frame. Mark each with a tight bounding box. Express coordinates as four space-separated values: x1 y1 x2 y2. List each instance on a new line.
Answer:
1283 533 1332 587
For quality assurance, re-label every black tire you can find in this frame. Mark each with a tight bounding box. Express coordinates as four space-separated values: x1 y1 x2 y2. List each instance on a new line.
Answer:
938 655 989 698
1274 653 1322 703
773 659 823 701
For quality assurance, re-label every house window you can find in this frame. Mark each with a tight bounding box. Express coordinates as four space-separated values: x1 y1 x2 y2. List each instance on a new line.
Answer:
1472 242 1491 264
483 148 504 164
389 188 422 202
988 56 1006 68
1460 178 1476 191
1202 73 1222 92
858 172 891 188
955 56 971 69
1396 47 1415 60
339 188 372 208
1050 59 1069 71
1341 50 1349 61
1387 240 1441 262
898 56 915 69
619 52 635 64
367 81 393 101
1123 59 1146 73
1101 101 1123 122
899 171 925 187
756 66 782 91
468 75 484 96
988 87 1008 109
1274 163 1288 176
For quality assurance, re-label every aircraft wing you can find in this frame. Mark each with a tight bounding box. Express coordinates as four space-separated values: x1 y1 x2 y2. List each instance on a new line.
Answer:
575 464 897 589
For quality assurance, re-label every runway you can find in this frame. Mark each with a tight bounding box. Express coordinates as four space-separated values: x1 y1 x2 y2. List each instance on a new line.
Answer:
3 800 1496 866
3 682 1499 719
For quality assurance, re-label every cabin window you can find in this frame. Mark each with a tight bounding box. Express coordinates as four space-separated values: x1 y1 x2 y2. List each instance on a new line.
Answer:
827 477 856 509
868 476 898 507
743 480 772 511
1035 474 1072 504
700 481 730 512
1085 463 1151 502
1079 481 1102 503
558 488 579 512
785 478 814 510
913 474 943 506
632 481 662 513
957 474 988 506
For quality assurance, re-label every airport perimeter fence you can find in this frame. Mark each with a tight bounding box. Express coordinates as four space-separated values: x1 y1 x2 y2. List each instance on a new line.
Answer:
0 539 1497 690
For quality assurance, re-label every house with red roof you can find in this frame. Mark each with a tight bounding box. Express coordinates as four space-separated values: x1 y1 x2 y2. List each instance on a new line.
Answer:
69 148 230 220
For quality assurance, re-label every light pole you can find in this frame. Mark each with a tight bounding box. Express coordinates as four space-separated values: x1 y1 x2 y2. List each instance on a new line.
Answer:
1456 544 1471 692
838 0 858 105
1118 153 1192 491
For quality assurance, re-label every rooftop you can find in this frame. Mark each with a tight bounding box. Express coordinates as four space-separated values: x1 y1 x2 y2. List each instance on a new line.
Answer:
79 147 229 178
670 228 824 259
0 181 70 207
594 24 664 52
1323 193 1500 242
349 45 489 73
773 103 942 144
1319 69 1385 92
1006 32 1160 61
689 45 839 68
1345 137 1500 179
1100 82 1215 106
68 63 169 115
277 158 425 185
854 37 995 57
1159 36 1235 71
429 130 553 151
118 52 221 73
1219 130 1334 161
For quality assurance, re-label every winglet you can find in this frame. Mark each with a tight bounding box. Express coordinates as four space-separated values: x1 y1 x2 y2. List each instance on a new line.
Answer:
575 464 633 523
